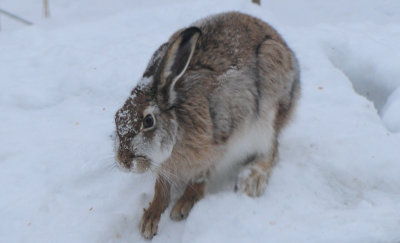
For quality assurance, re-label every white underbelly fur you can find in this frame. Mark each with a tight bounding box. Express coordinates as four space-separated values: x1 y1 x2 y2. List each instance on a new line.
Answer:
217 109 276 171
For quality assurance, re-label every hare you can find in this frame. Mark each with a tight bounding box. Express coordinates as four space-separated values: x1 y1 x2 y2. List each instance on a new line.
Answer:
114 11 300 239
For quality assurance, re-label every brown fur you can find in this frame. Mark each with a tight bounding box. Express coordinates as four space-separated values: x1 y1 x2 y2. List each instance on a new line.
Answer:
114 12 300 239
140 178 170 239
170 180 207 221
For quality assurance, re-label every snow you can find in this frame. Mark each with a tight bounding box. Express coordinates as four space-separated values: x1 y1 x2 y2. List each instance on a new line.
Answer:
382 87 400 133
1 0 400 242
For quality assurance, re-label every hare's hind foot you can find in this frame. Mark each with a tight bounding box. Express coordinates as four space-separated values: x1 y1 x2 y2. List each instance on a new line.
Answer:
236 145 278 197
170 177 207 221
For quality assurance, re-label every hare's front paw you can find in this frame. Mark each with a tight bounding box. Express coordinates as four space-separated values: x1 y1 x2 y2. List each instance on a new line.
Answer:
170 181 206 221
236 164 271 197
140 208 161 239
170 198 195 221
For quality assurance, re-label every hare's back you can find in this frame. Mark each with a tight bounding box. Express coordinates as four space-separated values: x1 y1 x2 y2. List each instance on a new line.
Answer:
188 12 287 74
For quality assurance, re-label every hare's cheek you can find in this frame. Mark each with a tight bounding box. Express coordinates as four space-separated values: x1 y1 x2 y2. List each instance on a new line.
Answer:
130 134 149 155
147 121 177 166
147 132 174 166
148 146 172 167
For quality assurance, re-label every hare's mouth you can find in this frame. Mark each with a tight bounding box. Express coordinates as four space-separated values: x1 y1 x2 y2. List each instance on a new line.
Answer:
130 156 151 173
116 155 151 174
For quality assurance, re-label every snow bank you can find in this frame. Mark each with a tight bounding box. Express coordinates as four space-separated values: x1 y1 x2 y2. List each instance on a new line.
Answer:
382 87 400 133
1 0 400 242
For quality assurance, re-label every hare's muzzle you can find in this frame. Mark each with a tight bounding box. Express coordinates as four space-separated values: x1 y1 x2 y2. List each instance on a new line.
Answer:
116 148 150 173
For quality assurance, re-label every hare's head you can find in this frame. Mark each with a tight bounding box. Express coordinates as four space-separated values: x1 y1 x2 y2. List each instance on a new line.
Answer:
114 27 201 173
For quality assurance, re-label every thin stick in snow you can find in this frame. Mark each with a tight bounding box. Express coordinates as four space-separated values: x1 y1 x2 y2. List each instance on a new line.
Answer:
0 9 33 26
43 0 50 18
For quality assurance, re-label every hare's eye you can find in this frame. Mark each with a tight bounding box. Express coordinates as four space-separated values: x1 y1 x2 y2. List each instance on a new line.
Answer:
143 114 154 129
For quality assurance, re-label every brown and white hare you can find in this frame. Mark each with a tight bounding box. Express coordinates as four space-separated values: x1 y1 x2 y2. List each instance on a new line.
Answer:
114 11 300 239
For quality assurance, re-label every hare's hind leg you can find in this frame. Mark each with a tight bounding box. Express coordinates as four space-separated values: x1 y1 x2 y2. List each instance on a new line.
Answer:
235 37 298 197
236 139 278 197
170 171 209 221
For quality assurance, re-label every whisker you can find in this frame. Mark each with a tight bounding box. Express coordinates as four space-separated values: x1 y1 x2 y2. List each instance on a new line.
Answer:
153 164 179 189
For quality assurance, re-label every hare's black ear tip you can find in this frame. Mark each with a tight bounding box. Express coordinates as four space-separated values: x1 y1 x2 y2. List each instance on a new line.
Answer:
179 27 202 46
183 27 202 38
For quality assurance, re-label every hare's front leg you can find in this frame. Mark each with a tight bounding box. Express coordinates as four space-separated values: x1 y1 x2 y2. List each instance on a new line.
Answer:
140 177 170 239
170 172 208 221
236 140 278 197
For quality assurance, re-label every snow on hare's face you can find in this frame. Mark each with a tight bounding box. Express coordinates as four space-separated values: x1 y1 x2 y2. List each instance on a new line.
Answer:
114 27 201 174
114 83 177 173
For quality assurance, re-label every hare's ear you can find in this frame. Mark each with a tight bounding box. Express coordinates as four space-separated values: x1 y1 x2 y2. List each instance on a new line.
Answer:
158 27 201 103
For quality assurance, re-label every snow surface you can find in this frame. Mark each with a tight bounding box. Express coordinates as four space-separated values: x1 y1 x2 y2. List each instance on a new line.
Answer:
1 0 400 242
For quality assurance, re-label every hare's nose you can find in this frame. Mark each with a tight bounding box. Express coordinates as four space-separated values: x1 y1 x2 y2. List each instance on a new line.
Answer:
118 149 134 162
